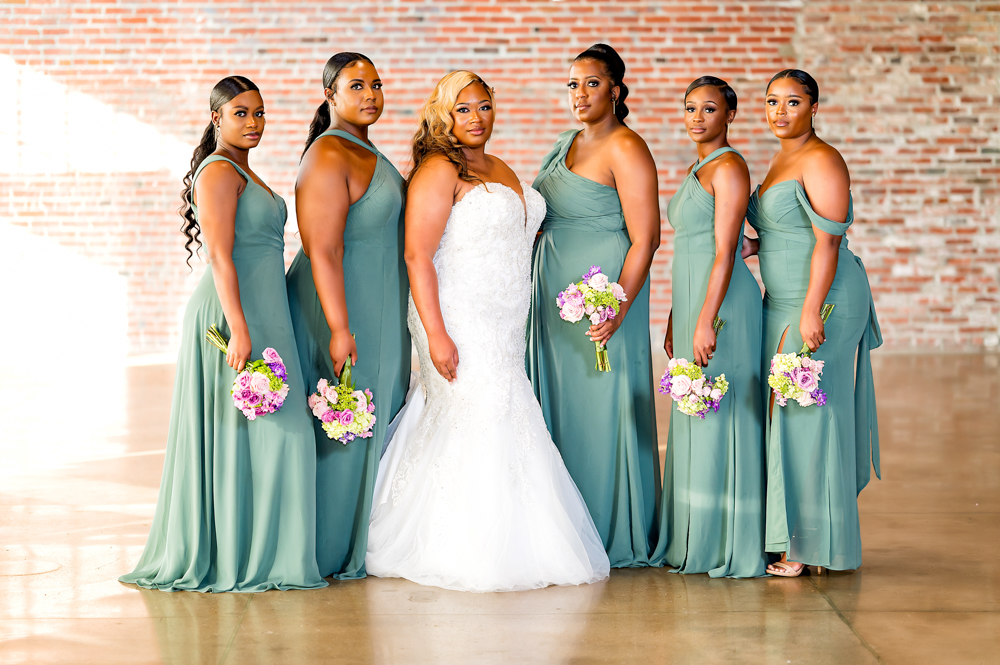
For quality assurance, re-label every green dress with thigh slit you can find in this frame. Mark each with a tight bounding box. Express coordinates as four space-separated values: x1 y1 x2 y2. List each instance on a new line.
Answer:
286 129 411 580
120 156 327 592
746 179 881 570
527 130 660 568
651 147 768 578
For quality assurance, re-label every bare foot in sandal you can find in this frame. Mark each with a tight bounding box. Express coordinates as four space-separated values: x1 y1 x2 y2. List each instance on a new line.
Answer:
767 554 805 577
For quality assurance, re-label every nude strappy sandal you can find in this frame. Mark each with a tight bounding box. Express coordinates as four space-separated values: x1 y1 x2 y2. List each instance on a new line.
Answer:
767 561 807 577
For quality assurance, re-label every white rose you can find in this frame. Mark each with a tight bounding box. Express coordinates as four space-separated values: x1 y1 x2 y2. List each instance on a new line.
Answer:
710 389 723 400
588 273 610 291
610 283 627 301
561 301 585 323
250 372 271 394
671 374 692 397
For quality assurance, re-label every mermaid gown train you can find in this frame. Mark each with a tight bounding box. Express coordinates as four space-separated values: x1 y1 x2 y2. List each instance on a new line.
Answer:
366 180 611 592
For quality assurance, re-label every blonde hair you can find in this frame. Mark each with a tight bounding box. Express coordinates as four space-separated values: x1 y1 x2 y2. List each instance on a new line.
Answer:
408 70 494 186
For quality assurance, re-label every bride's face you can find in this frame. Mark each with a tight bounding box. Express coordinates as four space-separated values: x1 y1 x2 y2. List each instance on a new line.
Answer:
450 82 494 149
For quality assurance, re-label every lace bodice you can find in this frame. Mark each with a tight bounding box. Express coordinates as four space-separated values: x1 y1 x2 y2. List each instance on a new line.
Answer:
393 182 546 504
410 182 545 403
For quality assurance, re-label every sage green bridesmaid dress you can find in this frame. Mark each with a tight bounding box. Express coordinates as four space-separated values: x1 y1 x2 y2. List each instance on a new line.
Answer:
120 156 327 592
747 179 881 570
651 147 767 578
286 129 411 580
528 130 660 568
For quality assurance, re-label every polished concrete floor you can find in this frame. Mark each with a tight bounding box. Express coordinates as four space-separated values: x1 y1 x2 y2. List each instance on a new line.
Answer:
1 353 997 664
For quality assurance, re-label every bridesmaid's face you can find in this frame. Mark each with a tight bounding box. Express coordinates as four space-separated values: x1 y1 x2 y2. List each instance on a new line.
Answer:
450 82 494 149
765 77 817 139
567 59 619 123
684 85 735 145
212 90 265 150
328 60 384 127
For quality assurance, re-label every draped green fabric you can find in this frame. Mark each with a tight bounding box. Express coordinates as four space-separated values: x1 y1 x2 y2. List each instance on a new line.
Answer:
527 130 660 568
650 147 768 578
747 178 881 570
286 130 411 580
120 156 327 592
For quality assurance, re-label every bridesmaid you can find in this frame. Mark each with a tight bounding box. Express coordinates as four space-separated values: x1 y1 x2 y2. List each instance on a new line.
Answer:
745 70 881 576
286 53 411 579
652 77 767 578
528 44 661 568
120 77 326 592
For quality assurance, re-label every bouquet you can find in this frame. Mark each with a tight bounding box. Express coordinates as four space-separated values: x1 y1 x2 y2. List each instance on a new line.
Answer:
307 356 376 444
767 304 834 408
659 358 729 419
556 265 628 372
205 324 290 420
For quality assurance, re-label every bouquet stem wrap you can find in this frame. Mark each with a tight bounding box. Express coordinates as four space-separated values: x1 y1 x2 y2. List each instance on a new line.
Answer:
800 303 836 356
557 266 628 374
307 341 377 444
205 324 290 420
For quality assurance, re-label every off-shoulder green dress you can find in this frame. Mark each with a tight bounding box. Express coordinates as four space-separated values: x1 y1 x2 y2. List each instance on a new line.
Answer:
286 129 411 580
746 179 881 570
651 147 767 578
120 156 327 592
527 130 660 568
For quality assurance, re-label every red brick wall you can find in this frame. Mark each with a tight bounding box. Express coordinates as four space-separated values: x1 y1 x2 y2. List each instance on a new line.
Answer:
3 0 997 355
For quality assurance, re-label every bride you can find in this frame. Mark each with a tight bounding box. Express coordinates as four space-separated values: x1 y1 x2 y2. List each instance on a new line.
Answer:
366 71 611 592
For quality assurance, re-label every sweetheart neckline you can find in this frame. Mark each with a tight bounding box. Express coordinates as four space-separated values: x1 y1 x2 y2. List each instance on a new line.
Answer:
755 179 799 200
459 181 536 230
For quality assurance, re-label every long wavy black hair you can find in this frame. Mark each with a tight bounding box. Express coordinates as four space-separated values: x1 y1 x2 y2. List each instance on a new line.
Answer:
574 43 630 124
302 52 374 159
179 75 260 267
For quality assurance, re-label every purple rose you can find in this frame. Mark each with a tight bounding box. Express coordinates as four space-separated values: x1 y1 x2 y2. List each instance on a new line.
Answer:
236 372 254 391
321 409 338 424
793 367 819 393
268 362 287 381
339 410 354 426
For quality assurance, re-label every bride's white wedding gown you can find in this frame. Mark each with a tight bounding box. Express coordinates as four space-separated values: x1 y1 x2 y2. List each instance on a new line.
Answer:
366 181 611 592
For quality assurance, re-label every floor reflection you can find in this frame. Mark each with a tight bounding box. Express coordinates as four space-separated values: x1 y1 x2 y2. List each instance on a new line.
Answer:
0 354 997 664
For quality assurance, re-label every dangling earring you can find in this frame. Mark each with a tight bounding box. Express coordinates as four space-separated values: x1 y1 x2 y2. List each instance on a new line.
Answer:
811 115 815 130
726 122 731 138
612 96 617 116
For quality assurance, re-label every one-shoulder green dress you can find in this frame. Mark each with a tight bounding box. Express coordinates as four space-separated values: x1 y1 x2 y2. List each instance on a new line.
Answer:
651 147 767 578
746 179 881 571
286 129 411 580
528 130 660 568
120 156 327 592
